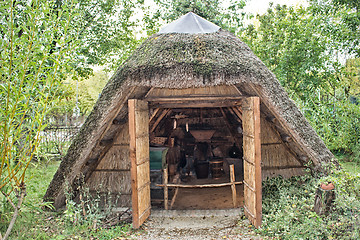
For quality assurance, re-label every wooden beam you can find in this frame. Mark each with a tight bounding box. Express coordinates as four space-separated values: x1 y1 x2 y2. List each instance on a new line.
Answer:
149 100 242 108
227 107 242 123
149 108 160 122
146 95 244 102
219 108 242 148
150 108 171 133
232 106 243 121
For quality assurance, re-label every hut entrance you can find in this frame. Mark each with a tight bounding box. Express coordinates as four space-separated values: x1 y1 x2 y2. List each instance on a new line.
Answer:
128 93 262 228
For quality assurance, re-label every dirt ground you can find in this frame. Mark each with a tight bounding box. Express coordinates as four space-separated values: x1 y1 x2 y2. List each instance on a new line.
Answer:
131 209 263 240
152 175 244 210
172 185 244 209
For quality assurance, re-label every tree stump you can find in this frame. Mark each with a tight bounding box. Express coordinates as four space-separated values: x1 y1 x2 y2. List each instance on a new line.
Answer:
314 182 335 215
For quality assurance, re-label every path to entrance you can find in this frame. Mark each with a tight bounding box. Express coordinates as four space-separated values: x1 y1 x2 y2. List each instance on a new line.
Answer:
132 209 263 240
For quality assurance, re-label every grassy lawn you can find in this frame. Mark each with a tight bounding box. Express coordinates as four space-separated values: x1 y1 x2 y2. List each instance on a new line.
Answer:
2 160 135 240
340 161 360 175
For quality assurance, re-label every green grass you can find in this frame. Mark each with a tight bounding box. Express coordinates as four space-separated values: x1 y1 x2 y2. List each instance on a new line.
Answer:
1 160 135 240
340 161 360 175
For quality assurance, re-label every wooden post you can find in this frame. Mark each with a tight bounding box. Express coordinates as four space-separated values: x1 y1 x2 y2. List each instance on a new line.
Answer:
163 167 168 210
230 164 237 207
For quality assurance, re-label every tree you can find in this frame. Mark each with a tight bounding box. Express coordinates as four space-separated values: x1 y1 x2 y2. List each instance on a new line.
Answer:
241 3 360 154
0 0 88 238
150 0 247 34
310 0 360 56
242 4 340 100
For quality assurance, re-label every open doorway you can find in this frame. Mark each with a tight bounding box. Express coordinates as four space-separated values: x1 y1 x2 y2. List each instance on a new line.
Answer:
149 107 244 210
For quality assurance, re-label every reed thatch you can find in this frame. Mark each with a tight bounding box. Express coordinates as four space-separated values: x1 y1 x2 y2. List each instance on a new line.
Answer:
44 16 336 209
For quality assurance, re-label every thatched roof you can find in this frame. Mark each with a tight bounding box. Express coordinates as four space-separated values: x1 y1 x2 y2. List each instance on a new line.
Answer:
44 13 336 208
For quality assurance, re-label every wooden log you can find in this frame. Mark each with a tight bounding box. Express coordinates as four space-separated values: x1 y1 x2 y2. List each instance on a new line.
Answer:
230 164 237 208
156 181 243 188
314 183 335 215
163 167 168 210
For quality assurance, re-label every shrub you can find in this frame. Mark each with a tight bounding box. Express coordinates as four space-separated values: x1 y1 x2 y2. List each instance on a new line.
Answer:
258 167 360 239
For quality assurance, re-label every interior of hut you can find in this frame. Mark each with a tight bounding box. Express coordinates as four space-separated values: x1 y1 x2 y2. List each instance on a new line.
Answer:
149 107 245 209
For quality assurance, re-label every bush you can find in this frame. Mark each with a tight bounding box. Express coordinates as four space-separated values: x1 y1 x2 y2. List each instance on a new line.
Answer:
258 167 360 239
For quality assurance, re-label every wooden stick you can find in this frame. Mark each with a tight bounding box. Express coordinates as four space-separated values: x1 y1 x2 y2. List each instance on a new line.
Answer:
149 108 160 122
163 167 168 210
227 107 242 123
170 187 179 209
230 164 237 208
156 181 243 188
232 106 243 121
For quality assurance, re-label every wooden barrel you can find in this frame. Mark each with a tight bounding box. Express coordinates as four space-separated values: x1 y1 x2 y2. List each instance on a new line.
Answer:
210 160 223 179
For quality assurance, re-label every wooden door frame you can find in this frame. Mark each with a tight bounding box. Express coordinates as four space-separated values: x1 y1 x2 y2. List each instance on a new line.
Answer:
129 97 262 228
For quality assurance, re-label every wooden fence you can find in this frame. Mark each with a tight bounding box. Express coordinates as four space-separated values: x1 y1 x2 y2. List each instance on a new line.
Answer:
40 125 80 155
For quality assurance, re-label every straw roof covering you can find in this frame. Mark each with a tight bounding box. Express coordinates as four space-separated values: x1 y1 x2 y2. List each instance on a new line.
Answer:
44 13 336 208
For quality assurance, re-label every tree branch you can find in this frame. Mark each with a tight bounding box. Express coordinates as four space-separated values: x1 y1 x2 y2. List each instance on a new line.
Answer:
2 184 27 240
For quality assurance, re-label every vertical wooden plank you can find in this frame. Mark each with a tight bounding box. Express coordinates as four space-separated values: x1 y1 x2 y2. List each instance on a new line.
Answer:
230 164 237 207
129 99 151 229
242 97 262 228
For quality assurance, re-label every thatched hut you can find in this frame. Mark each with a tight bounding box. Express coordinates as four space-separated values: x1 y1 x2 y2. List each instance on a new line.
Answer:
45 12 336 228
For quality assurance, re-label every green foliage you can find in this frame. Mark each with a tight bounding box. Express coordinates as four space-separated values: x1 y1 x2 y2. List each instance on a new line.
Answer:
0 0 77 206
258 169 360 239
64 0 144 74
241 3 360 156
242 4 340 100
3 160 133 239
152 0 247 34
